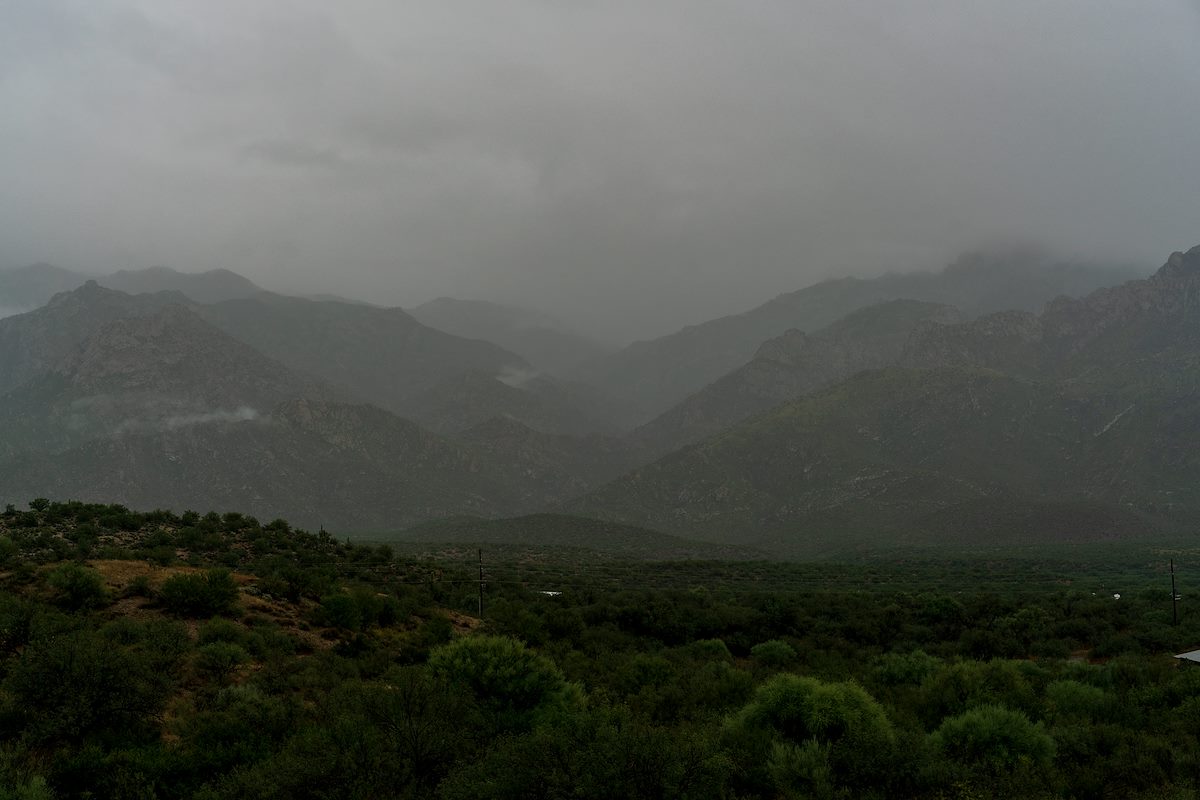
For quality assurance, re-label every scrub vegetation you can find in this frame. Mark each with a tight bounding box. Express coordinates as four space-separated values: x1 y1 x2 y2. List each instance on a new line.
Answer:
1 500 1199 799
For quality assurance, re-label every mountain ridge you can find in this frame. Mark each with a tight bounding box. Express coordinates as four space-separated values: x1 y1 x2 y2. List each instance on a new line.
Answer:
570 246 1200 555
576 250 1145 425
409 296 615 376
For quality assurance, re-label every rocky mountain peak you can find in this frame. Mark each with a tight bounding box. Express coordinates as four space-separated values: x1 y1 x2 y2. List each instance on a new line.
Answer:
57 303 325 410
1157 244 1200 280
62 304 214 380
47 280 116 307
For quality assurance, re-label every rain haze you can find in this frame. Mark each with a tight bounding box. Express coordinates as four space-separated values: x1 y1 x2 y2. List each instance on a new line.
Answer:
1 1 1198 342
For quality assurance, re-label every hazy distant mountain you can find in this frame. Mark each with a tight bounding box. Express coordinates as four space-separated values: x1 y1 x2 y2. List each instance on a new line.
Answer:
0 282 187 396
404 370 622 436
0 298 332 456
578 248 1143 425
0 263 89 315
197 292 524 403
573 246 1200 554
632 300 964 456
198 293 614 435
575 367 1160 555
901 248 1200 392
0 281 634 528
4 273 604 436
4 246 1187 546
0 264 263 314
0 290 583 527
457 415 636 504
409 297 614 375
99 266 263 303
0 399 540 530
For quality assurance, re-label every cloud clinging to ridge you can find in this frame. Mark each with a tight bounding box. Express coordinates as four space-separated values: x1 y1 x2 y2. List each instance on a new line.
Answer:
1 0 1198 341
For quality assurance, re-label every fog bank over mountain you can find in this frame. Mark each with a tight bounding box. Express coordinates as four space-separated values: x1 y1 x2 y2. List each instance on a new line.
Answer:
2 1 1198 340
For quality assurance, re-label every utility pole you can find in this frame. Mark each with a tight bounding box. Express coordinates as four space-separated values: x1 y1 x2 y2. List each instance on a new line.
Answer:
478 548 485 618
1171 559 1178 626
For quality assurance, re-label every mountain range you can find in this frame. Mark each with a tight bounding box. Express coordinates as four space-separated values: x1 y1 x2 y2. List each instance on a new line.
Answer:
0 294 584 528
575 248 1143 425
572 247 1200 554
1 245 1191 557
408 297 614 377
630 299 965 457
0 263 263 315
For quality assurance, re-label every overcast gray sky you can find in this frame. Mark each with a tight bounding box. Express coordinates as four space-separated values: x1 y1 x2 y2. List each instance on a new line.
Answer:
1 1 1198 342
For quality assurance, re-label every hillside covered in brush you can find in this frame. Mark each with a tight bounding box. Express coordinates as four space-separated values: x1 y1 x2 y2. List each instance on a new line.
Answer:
1 499 1199 799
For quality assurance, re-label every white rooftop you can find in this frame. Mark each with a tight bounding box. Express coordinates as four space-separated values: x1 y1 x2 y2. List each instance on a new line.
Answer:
1174 650 1200 662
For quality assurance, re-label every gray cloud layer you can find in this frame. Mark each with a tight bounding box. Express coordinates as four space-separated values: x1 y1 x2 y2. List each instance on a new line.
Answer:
2 1 1198 341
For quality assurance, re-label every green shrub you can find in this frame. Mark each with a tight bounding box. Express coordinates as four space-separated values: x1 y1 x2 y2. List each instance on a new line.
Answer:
725 673 896 796
4 629 171 744
159 569 239 617
750 639 797 668
0 537 19 568
316 593 363 631
686 638 734 663
46 563 109 611
428 634 578 734
125 574 154 598
417 615 454 649
1046 679 1107 719
930 704 1055 772
196 642 249 684
198 617 245 646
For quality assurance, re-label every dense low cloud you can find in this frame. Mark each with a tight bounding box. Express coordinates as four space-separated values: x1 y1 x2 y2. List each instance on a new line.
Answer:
1 1 1198 341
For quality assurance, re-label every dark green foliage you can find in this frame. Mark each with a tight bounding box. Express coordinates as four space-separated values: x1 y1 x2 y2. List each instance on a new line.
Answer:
438 705 729 800
45 563 108 611
932 706 1054 769
198 618 245 646
1044 679 1107 720
416 614 454 649
930 704 1056 796
2 629 173 745
195 642 250 684
750 638 797 668
159 569 239 617
315 593 362 631
0 503 1197 798
174 686 296 780
724 673 897 796
428 634 578 734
